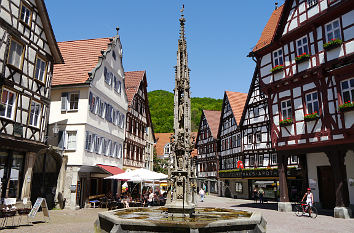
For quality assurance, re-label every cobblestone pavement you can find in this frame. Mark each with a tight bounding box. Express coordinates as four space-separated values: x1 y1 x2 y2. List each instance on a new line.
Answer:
198 195 354 233
2 195 353 233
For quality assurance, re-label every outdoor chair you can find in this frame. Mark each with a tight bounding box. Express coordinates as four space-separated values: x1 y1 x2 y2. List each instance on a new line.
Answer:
2 198 17 228
17 197 32 226
99 197 109 208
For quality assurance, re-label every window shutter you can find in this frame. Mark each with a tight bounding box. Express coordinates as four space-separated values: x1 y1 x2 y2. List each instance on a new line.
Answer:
85 131 90 150
89 92 93 112
61 92 68 111
58 130 66 149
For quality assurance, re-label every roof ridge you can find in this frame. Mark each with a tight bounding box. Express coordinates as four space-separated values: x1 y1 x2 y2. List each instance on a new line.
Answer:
58 37 111 43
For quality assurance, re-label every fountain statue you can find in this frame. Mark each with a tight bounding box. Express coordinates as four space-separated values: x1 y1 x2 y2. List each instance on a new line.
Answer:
95 6 266 233
164 5 197 216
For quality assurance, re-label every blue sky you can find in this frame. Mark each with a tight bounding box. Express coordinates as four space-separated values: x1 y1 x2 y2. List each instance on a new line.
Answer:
46 0 284 99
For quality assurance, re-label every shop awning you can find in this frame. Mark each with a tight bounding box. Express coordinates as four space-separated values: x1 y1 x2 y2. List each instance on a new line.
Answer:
96 164 125 175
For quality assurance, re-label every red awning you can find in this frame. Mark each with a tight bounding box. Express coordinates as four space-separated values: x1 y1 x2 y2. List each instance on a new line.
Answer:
96 164 124 175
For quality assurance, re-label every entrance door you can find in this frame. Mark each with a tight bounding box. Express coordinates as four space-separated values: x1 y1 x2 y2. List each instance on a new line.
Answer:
317 166 335 209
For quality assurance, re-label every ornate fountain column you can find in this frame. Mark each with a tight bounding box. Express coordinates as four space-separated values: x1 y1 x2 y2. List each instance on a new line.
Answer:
165 6 197 215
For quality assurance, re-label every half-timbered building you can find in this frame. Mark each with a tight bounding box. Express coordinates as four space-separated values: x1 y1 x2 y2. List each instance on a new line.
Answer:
124 71 155 170
218 91 247 198
195 110 221 194
0 0 63 204
49 34 128 209
251 0 354 217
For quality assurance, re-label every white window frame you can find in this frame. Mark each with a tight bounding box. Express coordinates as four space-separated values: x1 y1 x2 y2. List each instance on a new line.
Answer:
7 39 24 69
325 19 342 42
164 143 171 155
61 92 79 111
281 99 292 120
253 107 259 117
34 56 47 83
29 100 41 127
248 134 253 144
255 132 262 143
296 36 309 55
20 2 32 26
273 48 284 66
340 78 354 103
85 131 94 152
305 92 319 114
0 89 16 120
66 131 77 150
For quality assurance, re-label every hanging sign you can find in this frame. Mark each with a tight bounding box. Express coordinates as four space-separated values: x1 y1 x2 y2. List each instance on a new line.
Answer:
28 197 50 219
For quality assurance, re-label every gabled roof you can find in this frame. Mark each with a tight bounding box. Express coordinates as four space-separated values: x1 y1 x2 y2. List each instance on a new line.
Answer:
203 110 221 139
52 38 110 86
225 91 248 125
125 71 146 104
34 0 63 63
252 5 284 52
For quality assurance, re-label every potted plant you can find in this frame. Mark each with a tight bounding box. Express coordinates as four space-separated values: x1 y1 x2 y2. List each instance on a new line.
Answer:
323 38 342 51
271 65 284 73
295 52 310 64
279 118 293 126
304 111 319 122
338 101 354 113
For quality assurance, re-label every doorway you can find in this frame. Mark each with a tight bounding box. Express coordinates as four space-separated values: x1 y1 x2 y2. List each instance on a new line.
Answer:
317 166 335 209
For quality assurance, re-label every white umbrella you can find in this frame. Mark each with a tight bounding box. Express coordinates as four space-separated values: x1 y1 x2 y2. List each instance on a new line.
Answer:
105 168 167 181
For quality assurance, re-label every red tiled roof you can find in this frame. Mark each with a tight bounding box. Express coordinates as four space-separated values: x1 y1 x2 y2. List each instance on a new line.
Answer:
155 132 198 157
253 5 284 52
125 71 146 104
97 164 124 175
225 91 248 125
52 38 110 86
203 110 221 139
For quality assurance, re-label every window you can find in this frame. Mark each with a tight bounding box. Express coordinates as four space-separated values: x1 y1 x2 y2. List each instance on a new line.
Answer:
307 0 318 7
61 92 79 111
296 36 309 55
248 134 253 144
305 92 319 114
236 134 241 147
112 51 116 60
271 154 277 165
20 2 32 26
325 19 341 42
29 101 41 127
85 131 93 152
259 155 264 166
254 107 259 117
58 131 77 150
255 132 262 143
7 39 24 69
341 78 354 103
104 67 112 85
34 56 47 82
273 48 283 66
94 136 101 154
250 156 255 166
0 89 16 119
281 100 292 120
164 143 171 155
291 155 298 164
235 182 243 193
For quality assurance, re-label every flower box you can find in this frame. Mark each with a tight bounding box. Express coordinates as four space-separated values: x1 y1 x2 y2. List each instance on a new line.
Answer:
295 53 310 64
323 39 342 51
271 65 284 74
339 101 354 113
279 118 293 126
304 112 319 122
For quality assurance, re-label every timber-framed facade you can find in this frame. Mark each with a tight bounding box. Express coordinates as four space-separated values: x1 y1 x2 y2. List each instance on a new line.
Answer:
251 0 354 217
195 110 220 194
0 0 63 205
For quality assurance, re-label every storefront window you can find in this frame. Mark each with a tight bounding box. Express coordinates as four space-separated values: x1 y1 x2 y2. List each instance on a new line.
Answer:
8 153 25 198
0 152 9 196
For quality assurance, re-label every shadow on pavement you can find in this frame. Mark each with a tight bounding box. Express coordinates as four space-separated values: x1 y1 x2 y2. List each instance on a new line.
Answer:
231 202 278 211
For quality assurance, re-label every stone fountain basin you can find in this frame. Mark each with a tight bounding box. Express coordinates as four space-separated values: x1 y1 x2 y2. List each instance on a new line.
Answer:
95 207 267 233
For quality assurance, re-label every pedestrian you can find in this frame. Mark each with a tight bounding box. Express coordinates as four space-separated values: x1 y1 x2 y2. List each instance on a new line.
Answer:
258 188 264 204
253 185 259 203
148 190 154 207
199 188 205 202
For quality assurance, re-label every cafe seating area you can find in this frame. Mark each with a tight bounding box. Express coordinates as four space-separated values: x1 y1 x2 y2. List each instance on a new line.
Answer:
0 197 32 229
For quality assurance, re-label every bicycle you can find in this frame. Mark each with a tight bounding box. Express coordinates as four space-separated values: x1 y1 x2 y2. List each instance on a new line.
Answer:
295 202 317 218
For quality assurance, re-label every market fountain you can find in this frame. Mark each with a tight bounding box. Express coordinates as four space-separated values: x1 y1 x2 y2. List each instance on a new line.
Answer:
95 6 266 233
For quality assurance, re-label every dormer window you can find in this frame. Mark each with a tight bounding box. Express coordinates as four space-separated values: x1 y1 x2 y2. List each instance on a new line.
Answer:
325 19 341 42
273 48 283 66
164 143 171 155
20 2 32 26
307 0 318 7
296 36 309 55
